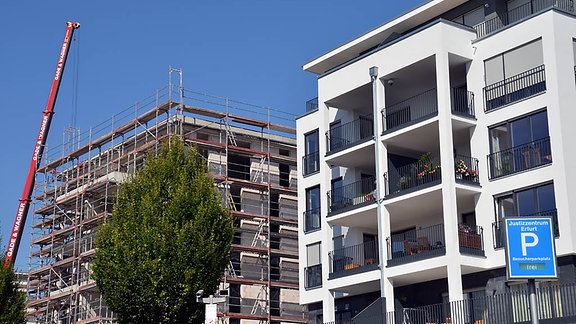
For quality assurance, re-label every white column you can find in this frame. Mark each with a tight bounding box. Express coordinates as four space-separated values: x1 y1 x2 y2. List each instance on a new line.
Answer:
435 51 464 302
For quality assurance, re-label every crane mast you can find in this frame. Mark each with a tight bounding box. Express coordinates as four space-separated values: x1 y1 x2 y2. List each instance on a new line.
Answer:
4 21 80 268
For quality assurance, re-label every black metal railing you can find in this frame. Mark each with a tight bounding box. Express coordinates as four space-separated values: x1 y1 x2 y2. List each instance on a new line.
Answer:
454 154 480 185
328 240 379 278
387 223 446 266
458 224 484 256
327 177 376 214
488 137 551 179
302 151 320 176
304 208 321 233
386 156 441 196
383 282 576 324
304 264 322 289
326 116 373 153
493 209 559 248
451 87 475 118
484 64 546 111
382 88 438 132
473 0 575 38
306 97 319 112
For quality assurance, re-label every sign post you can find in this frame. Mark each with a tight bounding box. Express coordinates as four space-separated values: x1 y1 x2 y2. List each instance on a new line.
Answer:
504 217 558 324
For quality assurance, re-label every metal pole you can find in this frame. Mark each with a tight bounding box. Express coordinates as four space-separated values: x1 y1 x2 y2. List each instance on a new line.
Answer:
370 67 387 305
528 279 539 324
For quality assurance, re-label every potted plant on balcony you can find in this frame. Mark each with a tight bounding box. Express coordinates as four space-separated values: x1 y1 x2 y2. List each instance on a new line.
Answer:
455 159 477 180
417 152 441 183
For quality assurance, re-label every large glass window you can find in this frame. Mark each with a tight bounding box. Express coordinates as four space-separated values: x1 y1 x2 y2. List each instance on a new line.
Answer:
485 39 543 85
303 130 319 176
305 186 321 233
488 110 551 178
484 39 546 110
496 183 558 234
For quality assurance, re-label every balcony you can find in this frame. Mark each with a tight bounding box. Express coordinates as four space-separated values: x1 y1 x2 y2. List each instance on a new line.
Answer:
473 0 575 38
484 65 546 111
326 116 373 154
487 137 552 179
304 207 321 233
327 177 376 215
304 264 322 289
386 223 446 266
454 154 480 185
302 151 320 176
386 156 441 197
328 240 379 279
451 87 475 118
382 88 438 133
492 209 559 249
458 224 485 256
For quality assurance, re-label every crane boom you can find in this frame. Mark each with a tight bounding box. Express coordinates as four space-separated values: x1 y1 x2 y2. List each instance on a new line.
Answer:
4 21 80 268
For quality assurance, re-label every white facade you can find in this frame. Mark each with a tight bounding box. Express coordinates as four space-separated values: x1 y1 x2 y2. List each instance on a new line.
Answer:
297 0 576 322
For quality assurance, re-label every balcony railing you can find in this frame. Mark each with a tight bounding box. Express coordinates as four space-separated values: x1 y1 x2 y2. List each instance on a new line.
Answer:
327 177 376 214
492 209 559 248
304 264 322 289
328 240 379 279
387 223 446 266
451 87 475 118
304 207 321 233
302 151 320 176
484 65 546 111
473 0 575 38
384 282 576 324
487 137 551 179
458 224 484 256
306 97 319 112
382 88 438 133
454 154 480 185
386 156 441 196
326 116 373 154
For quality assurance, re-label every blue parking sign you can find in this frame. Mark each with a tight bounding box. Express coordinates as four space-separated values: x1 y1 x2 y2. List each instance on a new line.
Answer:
505 217 557 280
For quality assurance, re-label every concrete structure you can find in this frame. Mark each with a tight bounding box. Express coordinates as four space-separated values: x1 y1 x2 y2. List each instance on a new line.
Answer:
297 0 576 322
27 72 305 323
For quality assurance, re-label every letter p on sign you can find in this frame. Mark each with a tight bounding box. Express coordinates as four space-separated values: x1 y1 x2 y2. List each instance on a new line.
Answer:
521 232 539 256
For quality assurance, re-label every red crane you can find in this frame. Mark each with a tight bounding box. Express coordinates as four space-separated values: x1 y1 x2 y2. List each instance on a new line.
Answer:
4 22 80 268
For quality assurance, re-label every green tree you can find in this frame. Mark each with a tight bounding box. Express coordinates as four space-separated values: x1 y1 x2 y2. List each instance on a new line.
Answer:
93 137 234 323
0 240 27 324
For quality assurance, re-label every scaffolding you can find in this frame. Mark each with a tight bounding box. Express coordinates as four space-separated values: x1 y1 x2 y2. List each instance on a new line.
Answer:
27 73 305 323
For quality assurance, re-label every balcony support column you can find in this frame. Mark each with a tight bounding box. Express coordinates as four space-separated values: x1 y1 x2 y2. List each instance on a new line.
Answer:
436 51 464 302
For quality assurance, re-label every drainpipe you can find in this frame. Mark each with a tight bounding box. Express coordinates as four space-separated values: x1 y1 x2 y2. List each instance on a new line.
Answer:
370 66 387 312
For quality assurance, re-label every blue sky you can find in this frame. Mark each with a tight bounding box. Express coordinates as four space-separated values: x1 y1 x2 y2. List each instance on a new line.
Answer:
0 0 426 270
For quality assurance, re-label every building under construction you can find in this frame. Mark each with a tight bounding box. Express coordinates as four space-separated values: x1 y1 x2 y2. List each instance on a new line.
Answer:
26 73 305 323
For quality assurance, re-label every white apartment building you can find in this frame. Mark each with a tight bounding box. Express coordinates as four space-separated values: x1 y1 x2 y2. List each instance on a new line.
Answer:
297 0 576 323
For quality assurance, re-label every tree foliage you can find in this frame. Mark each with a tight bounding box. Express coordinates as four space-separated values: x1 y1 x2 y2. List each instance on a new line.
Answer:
0 240 27 324
93 137 234 323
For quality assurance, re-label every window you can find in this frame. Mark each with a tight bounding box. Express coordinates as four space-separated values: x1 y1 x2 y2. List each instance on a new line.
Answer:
488 110 551 178
305 242 322 289
305 186 321 233
496 183 556 219
328 120 342 151
495 183 558 243
303 130 319 176
485 39 543 85
329 177 346 212
484 40 546 110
